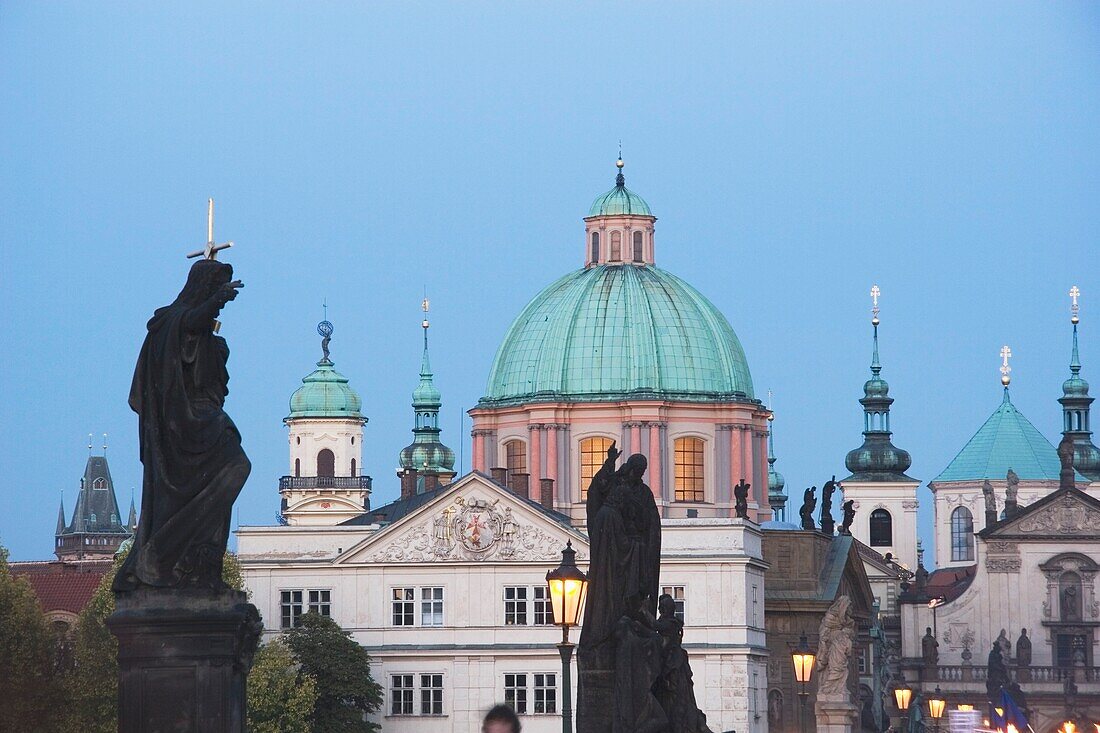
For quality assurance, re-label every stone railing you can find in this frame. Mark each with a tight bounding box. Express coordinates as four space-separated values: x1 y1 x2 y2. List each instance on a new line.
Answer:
917 663 1100 684
278 475 373 491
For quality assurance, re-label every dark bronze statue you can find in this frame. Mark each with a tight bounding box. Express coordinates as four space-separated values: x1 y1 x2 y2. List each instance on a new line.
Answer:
839 499 855 535
986 642 1009 699
1016 628 1032 667
114 259 249 592
655 594 713 733
577 443 666 733
1059 434 1077 489
921 627 938 665
799 487 817 530
820 476 838 535
733 479 750 519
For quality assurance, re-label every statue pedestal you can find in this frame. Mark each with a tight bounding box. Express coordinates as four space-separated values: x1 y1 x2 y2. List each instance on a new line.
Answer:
576 668 613 733
815 699 857 733
107 589 262 733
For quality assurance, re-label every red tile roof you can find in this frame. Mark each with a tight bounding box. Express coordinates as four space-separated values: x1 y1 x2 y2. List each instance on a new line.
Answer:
10 560 111 615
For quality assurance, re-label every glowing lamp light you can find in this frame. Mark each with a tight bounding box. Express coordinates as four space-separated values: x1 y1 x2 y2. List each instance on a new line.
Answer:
1007 724 1019 733
546 541 588 628
791 634 816 684
1062 723 1076 733
957 704 975 712
928 686 946 720
894 684 912 712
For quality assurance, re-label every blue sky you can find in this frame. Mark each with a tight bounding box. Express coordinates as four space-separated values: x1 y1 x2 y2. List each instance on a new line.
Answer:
1 2 1098 562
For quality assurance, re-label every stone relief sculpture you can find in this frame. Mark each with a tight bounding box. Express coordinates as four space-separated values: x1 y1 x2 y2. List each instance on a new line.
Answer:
816 596 855 701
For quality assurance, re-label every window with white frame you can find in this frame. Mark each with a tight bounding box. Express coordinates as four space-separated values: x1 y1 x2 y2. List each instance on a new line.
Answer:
504 673 558 715
308 589 331 617
504 586 554 626
390 674 414 716
392 588 415 626
280 590 303 629
420 674 444 716
661 585 686 622
421 587 444 627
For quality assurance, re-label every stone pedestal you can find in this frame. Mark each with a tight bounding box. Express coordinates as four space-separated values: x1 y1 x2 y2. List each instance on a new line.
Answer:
107 589 263 733
815 699 857 733
576 668 613 733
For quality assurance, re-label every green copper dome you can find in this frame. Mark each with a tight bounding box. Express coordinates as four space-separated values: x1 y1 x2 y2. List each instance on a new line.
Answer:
481 264 754 405
288 359 363 419
587 170 652 217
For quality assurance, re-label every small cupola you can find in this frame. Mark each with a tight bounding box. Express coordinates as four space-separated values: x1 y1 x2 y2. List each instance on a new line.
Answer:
583 157 657 268
1060 286 1100 480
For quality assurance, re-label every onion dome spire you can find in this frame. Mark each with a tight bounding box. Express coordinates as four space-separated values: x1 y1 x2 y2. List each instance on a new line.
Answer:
766 391 788 520
844 285 914 481
1059 286 1100 480
399 297 456 482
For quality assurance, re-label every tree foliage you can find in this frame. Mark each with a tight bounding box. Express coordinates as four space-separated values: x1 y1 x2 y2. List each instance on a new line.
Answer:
62 549 248 731
0 543 64 732
247 638 318 733
284 613 383 733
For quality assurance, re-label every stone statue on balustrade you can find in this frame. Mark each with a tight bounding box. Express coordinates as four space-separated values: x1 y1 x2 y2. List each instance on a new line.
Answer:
816 596 855 701
655 594 713 733
840 499 856 535
982 480 998 526
921 627 938 667
1004 469 1020 517
799 487 817 530
577 442 666 733
986 642 1010 699
1016 629 1032 668
996 629 1012 662
733 480 750 519
820 476 839 536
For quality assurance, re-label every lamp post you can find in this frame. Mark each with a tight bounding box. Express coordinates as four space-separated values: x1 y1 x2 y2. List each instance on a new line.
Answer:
791 633 816 733
894 679 912 733
928 685 946 733
927 597 945 640
546 541 588 733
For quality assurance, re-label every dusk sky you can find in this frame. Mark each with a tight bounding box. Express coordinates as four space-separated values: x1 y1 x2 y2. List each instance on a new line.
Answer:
2 2 1098 562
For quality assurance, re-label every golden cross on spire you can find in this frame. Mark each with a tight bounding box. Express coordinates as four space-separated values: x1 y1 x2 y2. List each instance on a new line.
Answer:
1000 344 1013 386
870 284 881 324
186 198 234 260
1070 285 1081 324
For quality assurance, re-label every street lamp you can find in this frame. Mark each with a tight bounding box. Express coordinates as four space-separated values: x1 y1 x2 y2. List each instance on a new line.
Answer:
928 685 946 732
546 541 588 733
791 633 816 733
894 680 912 733
927 596 945 640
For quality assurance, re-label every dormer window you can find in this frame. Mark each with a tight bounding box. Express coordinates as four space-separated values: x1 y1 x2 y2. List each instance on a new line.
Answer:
93 477 107 490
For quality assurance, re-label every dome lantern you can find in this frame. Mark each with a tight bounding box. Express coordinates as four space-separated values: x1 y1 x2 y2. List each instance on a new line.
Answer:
584 157 657 267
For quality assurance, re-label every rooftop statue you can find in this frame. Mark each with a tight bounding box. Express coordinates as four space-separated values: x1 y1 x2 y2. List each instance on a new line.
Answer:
733 480 750 519
839 499 856 536
820 476 839 535
114 258 249 591
799 487 817 530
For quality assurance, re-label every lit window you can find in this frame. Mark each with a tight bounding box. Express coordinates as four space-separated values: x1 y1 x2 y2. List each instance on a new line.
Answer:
633 231 643 262
505 439 527 476
505 673 528 714
534 673 557 714
505 586 529 625
869 509 892 547
674 437 705 502
610 231 622 261
421 587 444 627
590 232 600 263
390 675 414 716
280 590 303 629
420 674 444 716
392 588 415 626
661 585 686 622
308 589 331 617
950 507 974 562
580 437 614 499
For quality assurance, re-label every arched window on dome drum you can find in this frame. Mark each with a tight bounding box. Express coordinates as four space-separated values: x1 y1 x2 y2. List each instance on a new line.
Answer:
610 231 622 261
633 231 643 262
950 506 974 562
869 508 892 547
295 458 301 477
579 437 614 499
590 232 600 263
505 439 527 477
674 437 705 502
317 449 335 477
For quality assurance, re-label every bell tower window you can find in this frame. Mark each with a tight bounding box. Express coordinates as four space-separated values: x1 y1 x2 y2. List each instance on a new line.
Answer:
869 509 892 547
351 458 357 477
317 449 335 477
294 458 301 477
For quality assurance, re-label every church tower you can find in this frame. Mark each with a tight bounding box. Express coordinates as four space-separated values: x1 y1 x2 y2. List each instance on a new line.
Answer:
841 286 919 570
280 317 371 525
398 298 456 492
55 439 132 560
1060 286 1100 482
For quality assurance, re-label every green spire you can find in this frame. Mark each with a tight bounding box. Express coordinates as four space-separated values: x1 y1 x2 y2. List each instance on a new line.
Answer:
766 397 787 519
56 493 66 534
1060 286 1100 480
400 299 455 478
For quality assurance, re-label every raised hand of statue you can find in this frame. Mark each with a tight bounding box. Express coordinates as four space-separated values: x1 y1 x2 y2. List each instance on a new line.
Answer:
606 441 621 463
216 279 244 305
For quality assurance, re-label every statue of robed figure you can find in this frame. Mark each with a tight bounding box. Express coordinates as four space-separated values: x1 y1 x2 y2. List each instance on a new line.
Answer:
114 257 250 591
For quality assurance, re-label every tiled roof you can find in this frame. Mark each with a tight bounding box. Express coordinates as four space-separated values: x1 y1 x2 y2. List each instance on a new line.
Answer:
934 391 1083 482
11 561 110 614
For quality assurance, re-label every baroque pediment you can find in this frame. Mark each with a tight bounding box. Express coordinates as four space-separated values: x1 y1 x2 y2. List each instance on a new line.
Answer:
984 489 1100 539
337 474 588 564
